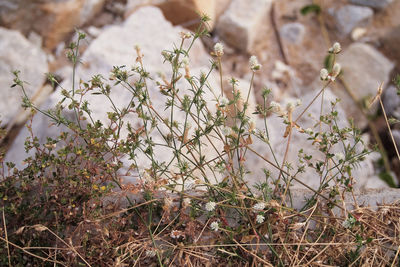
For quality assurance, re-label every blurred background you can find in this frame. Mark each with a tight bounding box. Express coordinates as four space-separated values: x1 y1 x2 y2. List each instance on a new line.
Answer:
1 0 400 188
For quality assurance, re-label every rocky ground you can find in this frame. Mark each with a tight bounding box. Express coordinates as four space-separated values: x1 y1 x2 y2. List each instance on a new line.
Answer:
1 0 400 190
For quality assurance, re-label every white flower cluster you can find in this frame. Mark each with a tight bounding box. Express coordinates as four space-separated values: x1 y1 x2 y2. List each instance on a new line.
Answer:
256 214 265 224
210 221 219 231
286 99 302 112
205 201 216 211
249 56 261 71
270 101 281 113
329 42 341 54
321 42 342 81
181 57 190 66
320 63 341 81
334 152 345 162
252 202 266 211
214 42 224 57
219 96 229 107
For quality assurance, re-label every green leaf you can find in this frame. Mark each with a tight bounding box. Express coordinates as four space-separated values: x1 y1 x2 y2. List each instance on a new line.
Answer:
379 172 396 188
300 4 321 15
324 54 334 70
394 74 400 92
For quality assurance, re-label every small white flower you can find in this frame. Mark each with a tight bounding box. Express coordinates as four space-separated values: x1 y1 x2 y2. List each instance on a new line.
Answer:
286 101 296 112
329 42 341 54
253 202 265 211
270 101 281 112
320 68 329 80
295 99 302 106
219 96 229 107
256 214 265 224
342 216 356 229
214 42 224 56
334 152 345 162
210 221 219 231
332 63 341 78
184 32 192 39
205 201 216 212
305 128 313 134
249 55 261 71
222 126 231 136
181 57 190 66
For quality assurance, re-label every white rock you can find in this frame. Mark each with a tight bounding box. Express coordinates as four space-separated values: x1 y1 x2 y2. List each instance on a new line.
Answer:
0 28 48 127
216 0 273 52
349 0 393 10
280 22 305 44
328 5 373 35
337 43 394 128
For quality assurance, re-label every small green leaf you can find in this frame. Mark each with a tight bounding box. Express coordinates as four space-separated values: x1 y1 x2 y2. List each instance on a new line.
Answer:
379 172 396 188
324 54 334 70
300 4 321 15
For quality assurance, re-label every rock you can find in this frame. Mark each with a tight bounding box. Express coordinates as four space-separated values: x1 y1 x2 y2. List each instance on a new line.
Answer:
216 0 273 52
328 5 373 35
0 28 48 127
0 0 106 50
125 0 231 30
337 43 394 128
380 25 400 67
5 7 223 187
383 85 400 120
280 22 305 45
349 0 393 10
245 88 386 190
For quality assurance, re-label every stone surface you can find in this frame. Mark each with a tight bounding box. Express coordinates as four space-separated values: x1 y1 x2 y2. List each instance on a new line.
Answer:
0 28 48 127
216 0 273 52
383 85 400 120
5 7 223 186
380 25 400 68
328 5 373 35
337 42 394 128
244 88 386 190
0 0 106 50
125 0 231 30
280 22 305 45
290 188 400 211
349 0 394 10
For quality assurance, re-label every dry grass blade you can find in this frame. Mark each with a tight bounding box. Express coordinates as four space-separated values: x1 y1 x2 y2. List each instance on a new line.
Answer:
2 210 11 267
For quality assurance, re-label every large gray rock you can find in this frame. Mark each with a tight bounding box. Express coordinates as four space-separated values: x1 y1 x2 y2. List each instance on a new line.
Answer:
216 0 273 52
328 5 373 35
0 27 48 127
337 43 394 128
349 0 393 10
5 7 223 186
